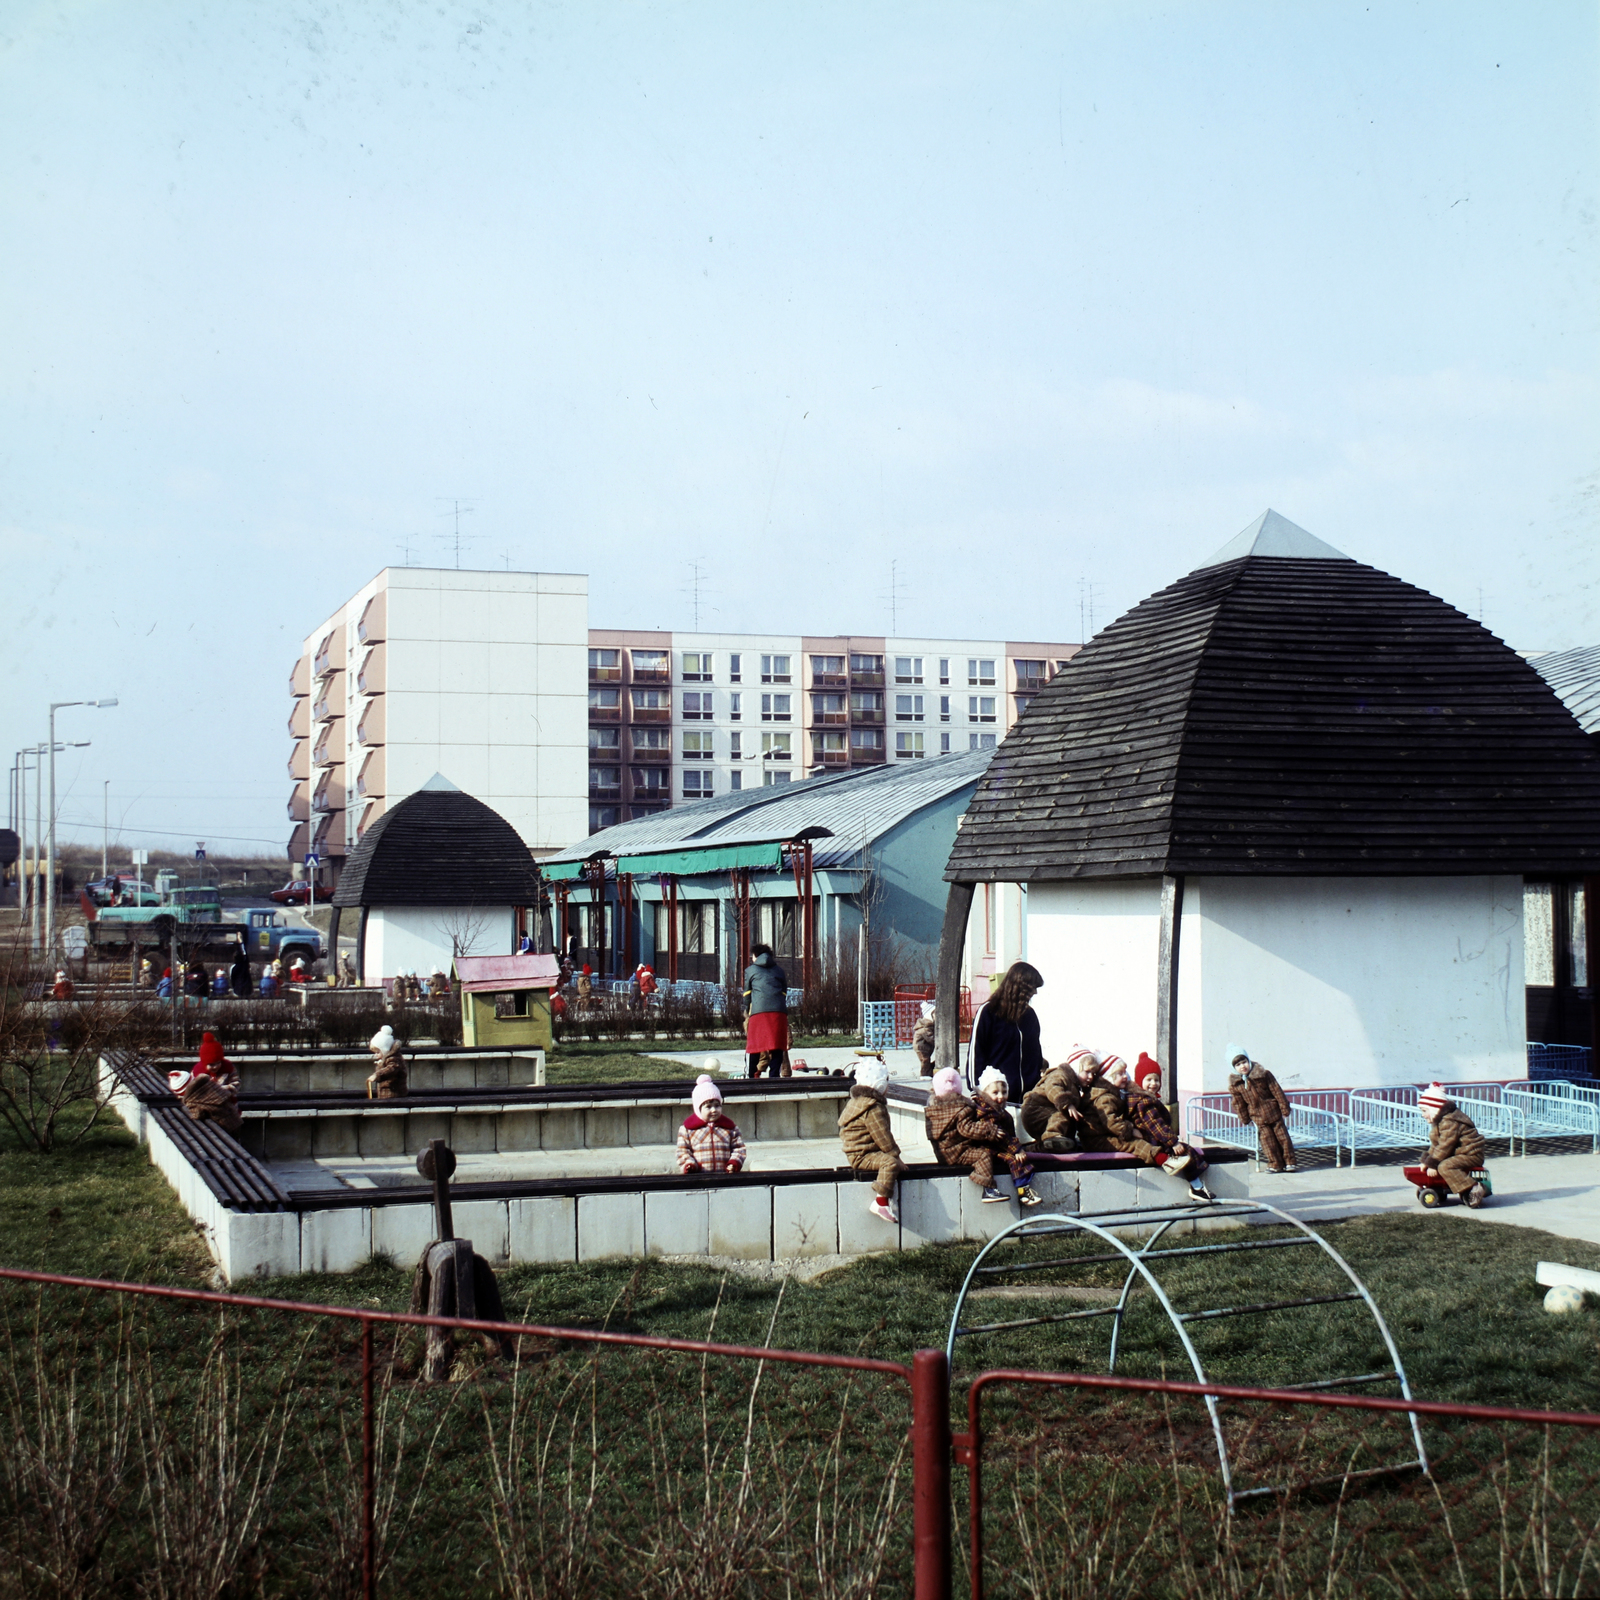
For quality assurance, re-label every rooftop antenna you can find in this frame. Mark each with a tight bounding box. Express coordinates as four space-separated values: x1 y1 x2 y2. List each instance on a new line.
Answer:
683 560 713 630
396 536 424 567
1078 578 1104 642
435 498 477 569
881 559 909 637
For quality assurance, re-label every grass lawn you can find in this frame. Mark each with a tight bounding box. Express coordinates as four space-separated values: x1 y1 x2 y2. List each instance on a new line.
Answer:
543 1034 858 1086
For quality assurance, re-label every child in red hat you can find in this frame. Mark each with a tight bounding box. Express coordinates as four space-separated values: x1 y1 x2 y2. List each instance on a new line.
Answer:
1126 1053 1213 1203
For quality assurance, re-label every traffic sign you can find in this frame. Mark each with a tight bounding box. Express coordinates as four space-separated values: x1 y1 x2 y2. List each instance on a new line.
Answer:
305 852 321 867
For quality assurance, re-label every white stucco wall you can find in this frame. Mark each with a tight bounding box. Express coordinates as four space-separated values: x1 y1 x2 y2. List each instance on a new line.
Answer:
1024 875 1525 1093
364 905 516 981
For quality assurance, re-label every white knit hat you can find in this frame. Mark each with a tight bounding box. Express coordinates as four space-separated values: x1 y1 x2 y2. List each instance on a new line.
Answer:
977 1066 1009 1099
1065 1044 1100 1072
855 1059 889 1093
691 1074 723 1115
167 1069 194 1094
369 1025 395 1053
1099 1054 1129 1083
1418 1083 1449 1112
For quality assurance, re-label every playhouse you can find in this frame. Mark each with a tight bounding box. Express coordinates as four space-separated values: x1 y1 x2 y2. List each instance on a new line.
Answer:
455 952 559 1048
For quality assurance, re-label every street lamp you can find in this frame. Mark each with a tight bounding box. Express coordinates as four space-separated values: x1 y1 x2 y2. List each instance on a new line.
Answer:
46 698 116 958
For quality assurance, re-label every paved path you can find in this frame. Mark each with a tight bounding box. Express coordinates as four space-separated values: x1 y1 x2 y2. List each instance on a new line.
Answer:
1249 1150 1600 1248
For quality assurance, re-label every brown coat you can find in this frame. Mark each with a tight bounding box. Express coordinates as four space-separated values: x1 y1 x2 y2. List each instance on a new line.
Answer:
839 1086 900 1164
1229 1064 1291 1127
1082 1081 1164 1165
1020 1065 1087 1142
925 1092 1004 1165
180 1075 242 1135
1428 1106 1485 1168
370 1048 407 1100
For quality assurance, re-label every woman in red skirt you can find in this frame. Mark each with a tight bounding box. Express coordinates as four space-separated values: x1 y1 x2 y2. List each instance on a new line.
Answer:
743 943 790 1078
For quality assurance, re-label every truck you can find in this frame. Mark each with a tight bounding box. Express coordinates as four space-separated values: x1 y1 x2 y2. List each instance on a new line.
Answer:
84 871 324 973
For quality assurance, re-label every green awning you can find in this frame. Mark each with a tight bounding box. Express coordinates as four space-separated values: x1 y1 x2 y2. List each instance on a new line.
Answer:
539 860 588 881
619 842 785 877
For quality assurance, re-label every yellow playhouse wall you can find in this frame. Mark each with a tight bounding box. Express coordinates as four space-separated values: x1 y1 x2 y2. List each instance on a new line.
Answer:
461 989 553 1049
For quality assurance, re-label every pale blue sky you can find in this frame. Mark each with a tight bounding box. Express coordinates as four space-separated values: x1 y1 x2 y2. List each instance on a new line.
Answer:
2 1 1595 853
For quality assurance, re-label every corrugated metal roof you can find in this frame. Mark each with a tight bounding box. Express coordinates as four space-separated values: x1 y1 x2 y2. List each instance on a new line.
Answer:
548 748 992 872
1532 646 1600 734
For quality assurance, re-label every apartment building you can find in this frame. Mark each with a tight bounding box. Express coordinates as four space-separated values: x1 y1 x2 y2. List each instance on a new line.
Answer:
289 564 1076 870
289 567 588 872
584 631 1078 833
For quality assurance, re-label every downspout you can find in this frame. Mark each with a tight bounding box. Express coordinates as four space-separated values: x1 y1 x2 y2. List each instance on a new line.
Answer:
356 905 370 984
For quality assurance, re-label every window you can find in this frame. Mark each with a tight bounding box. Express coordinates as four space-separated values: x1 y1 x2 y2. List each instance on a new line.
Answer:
729 731 742 759
1015 695 1034 717
940 732 951 753
588 648 620 679
631 648 669 676
588 687 620 712
729 653 742 682
894 656 923 684
968 696 996 723
629 805 661 819
850 653 884 678
1015 658 1047 688
895 732 925 759
811 693 848 721
631 766 670 794
761 732 792 761
1526 884 1555 986
493 990 531 1019
812 730 847 761
810 654 845 679
895 694 924 722
683 731 713 760
682 651 712 681
632 726 669 751
682 691 712 720
683 769 714 798
850 691 883 719
729 692 741 721
760 654 791 683
851 728 885 752
938 658 950 685
1570 883 1589 986
631 688 668 713
967 658 996 686
761 693 791 721
588 766 621 793
588 727 620 751
762 769 792 787
730 770 743 791
589 804 619 832
939 696 951 722
969 732 997 751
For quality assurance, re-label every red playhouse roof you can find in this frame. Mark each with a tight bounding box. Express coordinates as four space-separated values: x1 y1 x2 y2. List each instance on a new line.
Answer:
454 953 561 994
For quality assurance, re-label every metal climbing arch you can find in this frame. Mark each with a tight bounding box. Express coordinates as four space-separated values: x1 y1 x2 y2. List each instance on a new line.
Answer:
946 1198 1427 1509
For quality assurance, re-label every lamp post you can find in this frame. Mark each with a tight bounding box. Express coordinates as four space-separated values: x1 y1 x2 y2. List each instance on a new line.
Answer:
45 699 116 958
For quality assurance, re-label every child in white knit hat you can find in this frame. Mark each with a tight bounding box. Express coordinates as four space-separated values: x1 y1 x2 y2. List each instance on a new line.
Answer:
839 1057 905 1223
1419 1083 1488 1207
677 1076 749 1175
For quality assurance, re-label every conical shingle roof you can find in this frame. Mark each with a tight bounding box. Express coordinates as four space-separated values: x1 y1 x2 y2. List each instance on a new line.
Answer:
946 513 1600 881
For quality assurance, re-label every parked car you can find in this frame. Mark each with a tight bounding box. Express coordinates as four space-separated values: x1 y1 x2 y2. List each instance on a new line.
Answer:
269 880 333 905
85 874 163 907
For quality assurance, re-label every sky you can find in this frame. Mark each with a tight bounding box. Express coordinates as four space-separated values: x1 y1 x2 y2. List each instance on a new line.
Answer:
2 0 1595 857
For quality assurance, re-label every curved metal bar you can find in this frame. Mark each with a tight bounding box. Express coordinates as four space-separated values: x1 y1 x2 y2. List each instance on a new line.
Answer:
946 1212 1235 1504
1107 1216 1180 1373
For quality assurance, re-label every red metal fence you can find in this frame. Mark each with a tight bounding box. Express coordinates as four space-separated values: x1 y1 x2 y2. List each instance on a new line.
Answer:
7 1266 1600 1599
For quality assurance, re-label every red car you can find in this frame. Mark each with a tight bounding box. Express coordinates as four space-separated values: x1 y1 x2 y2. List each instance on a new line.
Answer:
269 880 333 905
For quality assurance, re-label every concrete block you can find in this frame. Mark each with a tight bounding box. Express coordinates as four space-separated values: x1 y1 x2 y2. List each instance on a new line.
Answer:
312 1116 360 1158
307 1061 344 1093
301 1208 371 1274
577 1192 646 1261
797 1095 845 1141
629 1105 675 1146
962 1178 1026 1244
336 1063 367 1093
1204 1163 1250 1202
404 1112 451 1153
707 1188 772 1260
371 1201 436 1269
1028 1169 1080 1215
901 1176 964 1250
586 1106 630 1148
409 1062 444 1093
646 1189 710 1256
773 1182 838 1258
274 1063 309 1093
498 1111 542 1151
1078 1168 1143 1218
508 1196 577 1264
439 1061 477 1090
449 1112 498 1155
218 1210 301 1282
475 1058 511 1088
358 1115 407 1158
539 1108 584 1150
263 1119 314 1162
753 1099 799 1143
237 1121 268 1159
836 1178 900 1256
454 1200 510 1264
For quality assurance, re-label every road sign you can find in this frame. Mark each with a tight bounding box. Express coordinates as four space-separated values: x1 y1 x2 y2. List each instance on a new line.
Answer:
131 849 149 866
195 842 207 860
305 852 321 868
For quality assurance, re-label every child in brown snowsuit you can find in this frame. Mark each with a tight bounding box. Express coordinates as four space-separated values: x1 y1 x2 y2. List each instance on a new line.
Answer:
1419 1083 1488 1207
1227 1045 1297 1172
838 1058 904 1223
925 1068 1040 1205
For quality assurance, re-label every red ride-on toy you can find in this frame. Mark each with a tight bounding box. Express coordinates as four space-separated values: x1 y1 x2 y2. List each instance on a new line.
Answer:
1403 1165 1492 1207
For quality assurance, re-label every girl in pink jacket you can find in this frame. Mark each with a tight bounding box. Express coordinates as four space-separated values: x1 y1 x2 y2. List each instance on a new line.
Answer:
676 1075 749 1174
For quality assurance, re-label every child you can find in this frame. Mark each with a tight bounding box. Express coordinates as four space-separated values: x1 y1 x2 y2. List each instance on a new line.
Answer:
368 1024 407 1099
912 1002 936 1077
168 1031 242 1134
1019 1044 1096 1152
925 1067 1041 1206
838 1058 904 1223
677 1076 749 1175
1419 1083 1488 1207
1078 1055 1166 1171
1128 1055 1214 1203
1226 1045 1297 1172
973 1067 1043 1207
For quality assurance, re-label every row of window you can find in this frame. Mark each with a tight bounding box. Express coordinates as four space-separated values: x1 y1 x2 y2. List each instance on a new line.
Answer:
589 649 1063 686
591 687 1002 721
589 725 995 783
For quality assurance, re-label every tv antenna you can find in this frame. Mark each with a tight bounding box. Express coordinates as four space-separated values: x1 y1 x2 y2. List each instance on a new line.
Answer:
436 498 477 569
682 560 714 630
1078 578 1104 643
881 559 909 637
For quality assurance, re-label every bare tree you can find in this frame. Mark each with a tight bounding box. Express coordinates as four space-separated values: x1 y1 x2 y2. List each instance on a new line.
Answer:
432 907 493 961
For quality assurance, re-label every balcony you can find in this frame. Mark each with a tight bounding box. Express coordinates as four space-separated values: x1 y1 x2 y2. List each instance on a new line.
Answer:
589 690 622 723
357 591 385 645
811 671 847 689
851 709 885 726
813 749 849 767
287 740 309 781
312 673 344 723
630 666 671 686
356 644 385 696
355 696 385 746
287 783 310 823
1016 676 1047 698
289 655 310 696
629 745 671 763
356 747 385 799
312 725 344 767
850 670 885 688
288 698 310 739
850 749 887 765
812 711 848 726
313 629 344 679
630 706 671 724
589 664 622 683
311 771 344 814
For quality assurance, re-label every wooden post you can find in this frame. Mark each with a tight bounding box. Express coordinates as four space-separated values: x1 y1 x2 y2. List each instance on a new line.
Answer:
934 882 975 1076
1156 874 1184 1112
620 873 635 975
665 874 679 983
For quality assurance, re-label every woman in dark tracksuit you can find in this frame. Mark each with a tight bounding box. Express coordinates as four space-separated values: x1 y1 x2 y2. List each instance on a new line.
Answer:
968 961 1046 1103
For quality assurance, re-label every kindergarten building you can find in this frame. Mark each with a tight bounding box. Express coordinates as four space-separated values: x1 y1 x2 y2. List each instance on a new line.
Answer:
939 510 1600 1093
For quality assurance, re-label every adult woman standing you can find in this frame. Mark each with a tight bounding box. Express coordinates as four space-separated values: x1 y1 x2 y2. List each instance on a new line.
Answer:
968 960 1046 1103
742 943 790 1078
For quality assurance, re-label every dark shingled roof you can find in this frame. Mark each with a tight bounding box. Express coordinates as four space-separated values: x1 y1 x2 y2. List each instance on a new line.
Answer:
946 511 1600 882
332 778 541 907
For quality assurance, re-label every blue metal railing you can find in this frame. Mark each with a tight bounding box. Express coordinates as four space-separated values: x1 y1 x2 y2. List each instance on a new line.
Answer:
1528 1042 1595 1081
